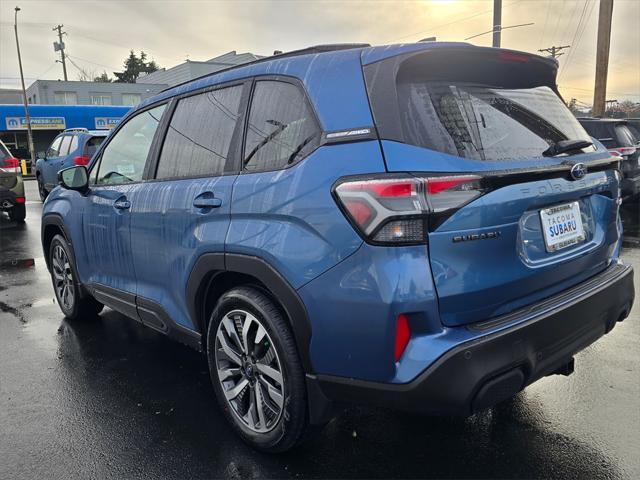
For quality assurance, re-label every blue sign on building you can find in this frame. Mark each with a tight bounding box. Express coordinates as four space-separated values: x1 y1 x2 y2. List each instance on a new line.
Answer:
94 117 122 130
6 116 66 130
0 104 130 133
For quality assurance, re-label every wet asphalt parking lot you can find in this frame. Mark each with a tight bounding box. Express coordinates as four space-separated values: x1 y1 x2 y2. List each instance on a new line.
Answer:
1 180 639 479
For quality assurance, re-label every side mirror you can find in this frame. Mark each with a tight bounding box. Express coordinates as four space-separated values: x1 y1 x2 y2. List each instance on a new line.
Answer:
58 166 89 193
37 151 46 160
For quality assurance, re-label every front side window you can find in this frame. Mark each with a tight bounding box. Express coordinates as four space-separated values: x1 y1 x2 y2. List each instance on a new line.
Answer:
243 81 320 172
47 136 63 157
54 91 77 105
95 104 166 185
156 85 243 179
122 93 142 106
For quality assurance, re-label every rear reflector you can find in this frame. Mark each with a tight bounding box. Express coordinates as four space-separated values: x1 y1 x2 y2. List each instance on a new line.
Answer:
394 314 411 362
15 197 25 204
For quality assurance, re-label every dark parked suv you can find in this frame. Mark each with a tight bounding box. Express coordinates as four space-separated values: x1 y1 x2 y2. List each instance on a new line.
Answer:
579 118 640 200
42 43 635 452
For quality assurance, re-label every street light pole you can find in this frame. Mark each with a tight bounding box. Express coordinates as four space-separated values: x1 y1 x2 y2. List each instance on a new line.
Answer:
14 6 35 165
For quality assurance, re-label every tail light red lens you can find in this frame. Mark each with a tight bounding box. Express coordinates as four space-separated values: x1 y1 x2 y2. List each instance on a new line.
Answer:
394 314 411 362
608 146 636 158
1 157 21 173
73 155 91 166
15 196 25 204
334 174 484 245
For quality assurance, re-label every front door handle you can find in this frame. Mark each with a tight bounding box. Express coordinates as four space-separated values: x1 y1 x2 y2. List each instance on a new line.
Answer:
193 192 222 209
114 198 131 210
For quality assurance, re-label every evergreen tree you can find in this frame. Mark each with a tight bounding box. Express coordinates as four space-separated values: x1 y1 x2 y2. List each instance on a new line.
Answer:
113 50 159 83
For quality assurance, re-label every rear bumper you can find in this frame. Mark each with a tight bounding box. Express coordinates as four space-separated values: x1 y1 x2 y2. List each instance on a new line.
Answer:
309 262 634 420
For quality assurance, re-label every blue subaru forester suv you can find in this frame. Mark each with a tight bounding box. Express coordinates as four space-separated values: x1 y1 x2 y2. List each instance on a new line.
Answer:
42 43 635 452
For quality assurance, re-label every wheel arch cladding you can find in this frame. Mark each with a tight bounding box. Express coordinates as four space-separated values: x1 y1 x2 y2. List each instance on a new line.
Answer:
187 253 314 373
41 215 69 271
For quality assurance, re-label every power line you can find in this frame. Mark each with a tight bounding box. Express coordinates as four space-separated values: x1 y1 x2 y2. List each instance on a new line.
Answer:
539 0 552 48
558 0 597 80
384 0 522 43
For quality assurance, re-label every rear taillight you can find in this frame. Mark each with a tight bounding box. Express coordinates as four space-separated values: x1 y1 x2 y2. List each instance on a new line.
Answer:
334 174 484 245
609 147 636 158
1 157 21 173
15 196 25 203
73 155 91 166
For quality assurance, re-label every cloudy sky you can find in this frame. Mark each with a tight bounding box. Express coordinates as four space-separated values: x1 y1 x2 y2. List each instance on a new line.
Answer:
0 0 638 105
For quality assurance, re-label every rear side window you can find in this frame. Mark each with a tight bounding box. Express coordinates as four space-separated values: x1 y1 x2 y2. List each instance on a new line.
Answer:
396 83 593 161
84 136 105 156
47 136 63 157
243 81 320 172
58 136 72 156
156 85 243 179
68 135 79 153
95 104 166 185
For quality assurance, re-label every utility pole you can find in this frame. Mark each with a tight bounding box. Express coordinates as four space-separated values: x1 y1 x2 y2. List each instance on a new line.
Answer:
538 45 571 59
53 24 68 81
593 0 614 118
14 6 35 164
492 0 502 47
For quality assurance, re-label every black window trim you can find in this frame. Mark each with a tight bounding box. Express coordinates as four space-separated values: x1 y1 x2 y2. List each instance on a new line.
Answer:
145 78 252 183
239 75 323 175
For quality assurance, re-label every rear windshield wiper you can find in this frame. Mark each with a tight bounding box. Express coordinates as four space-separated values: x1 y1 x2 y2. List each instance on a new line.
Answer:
543 139 593 157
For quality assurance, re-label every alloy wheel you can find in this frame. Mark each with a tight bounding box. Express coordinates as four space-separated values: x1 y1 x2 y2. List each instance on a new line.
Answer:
214 309 285 433
52 245 74 311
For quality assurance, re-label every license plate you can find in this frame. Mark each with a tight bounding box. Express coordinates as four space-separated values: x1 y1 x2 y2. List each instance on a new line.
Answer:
540 201 585 253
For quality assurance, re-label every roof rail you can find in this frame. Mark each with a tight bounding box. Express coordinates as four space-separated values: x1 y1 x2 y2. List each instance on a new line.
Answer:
161 43 371 93
63 127 89 133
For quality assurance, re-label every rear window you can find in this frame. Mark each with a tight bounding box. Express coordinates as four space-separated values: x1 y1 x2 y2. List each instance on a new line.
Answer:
615 125 637 147
84 136 105 156
396 83 593 161
365 47 594 161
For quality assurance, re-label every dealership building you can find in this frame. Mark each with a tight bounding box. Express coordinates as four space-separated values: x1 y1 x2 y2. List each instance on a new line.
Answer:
0 104 130 161
23 80 167 106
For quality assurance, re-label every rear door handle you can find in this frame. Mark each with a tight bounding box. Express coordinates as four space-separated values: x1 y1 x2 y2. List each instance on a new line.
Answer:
193 192 222 209
114 199 131 210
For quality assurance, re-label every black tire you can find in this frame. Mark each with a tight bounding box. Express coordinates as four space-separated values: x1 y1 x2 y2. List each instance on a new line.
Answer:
37 174 48 202
207 286 308 453
8 204 25 223
48 234 103 320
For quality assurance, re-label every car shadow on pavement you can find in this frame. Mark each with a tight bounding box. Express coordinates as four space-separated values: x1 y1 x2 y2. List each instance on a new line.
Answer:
52 309 621 479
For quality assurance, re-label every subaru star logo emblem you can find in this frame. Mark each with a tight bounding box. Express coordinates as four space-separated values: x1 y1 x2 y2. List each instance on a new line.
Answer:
570 163 587 181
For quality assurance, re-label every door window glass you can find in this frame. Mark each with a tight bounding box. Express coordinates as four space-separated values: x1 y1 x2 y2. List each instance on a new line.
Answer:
68 135 79 153
47 136 63 157
58 136 72 156
244 81 320 172
156 85 243 179
96 104 166 185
